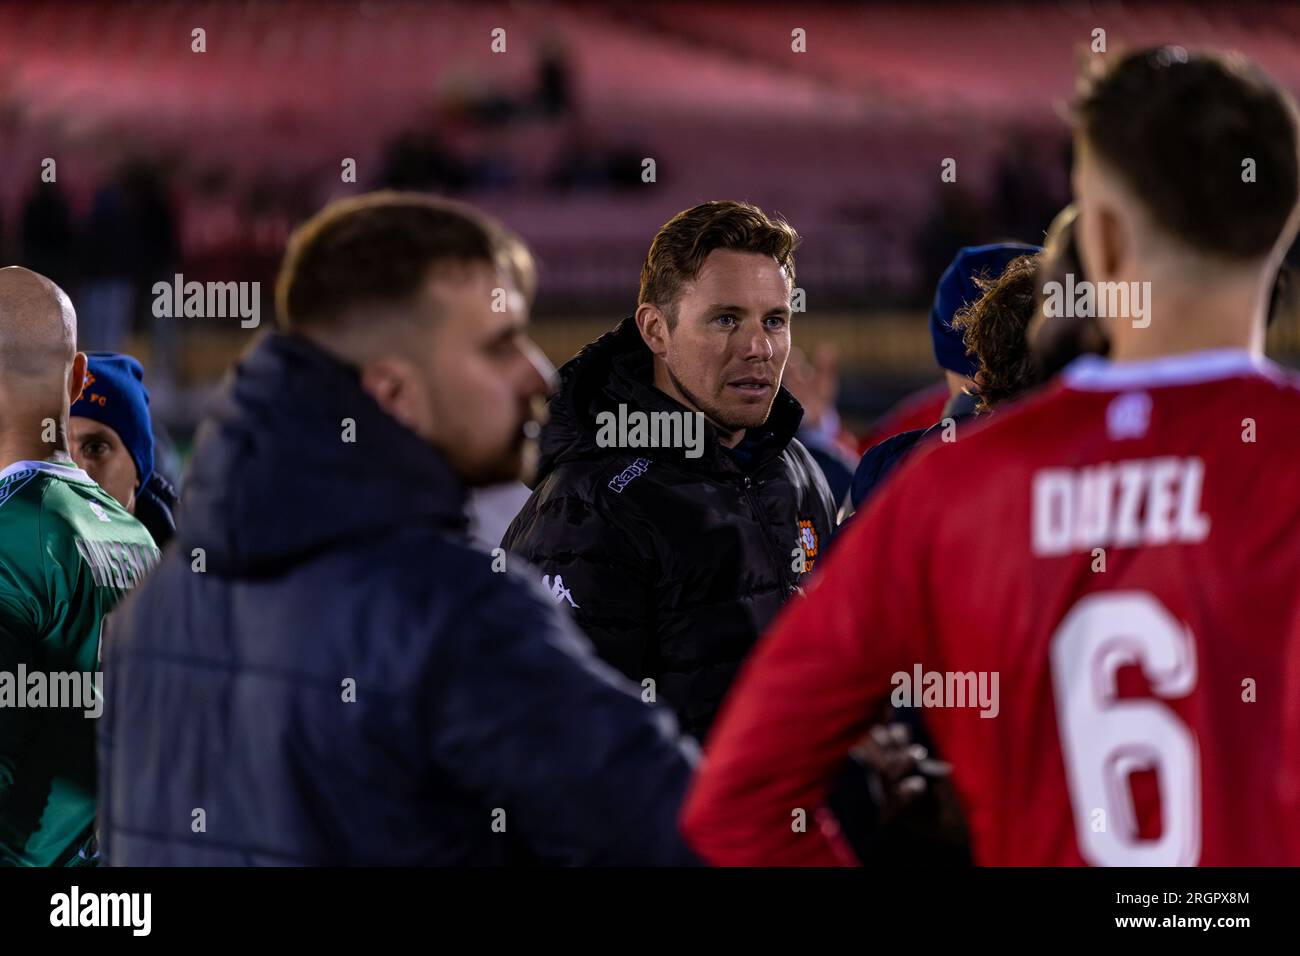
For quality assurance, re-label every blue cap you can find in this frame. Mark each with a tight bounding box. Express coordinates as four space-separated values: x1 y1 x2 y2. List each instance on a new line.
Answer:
930 243 1042 377
70 352 154 488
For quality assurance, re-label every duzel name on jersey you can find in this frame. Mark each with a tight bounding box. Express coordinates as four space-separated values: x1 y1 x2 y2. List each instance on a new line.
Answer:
1032 456 1210 556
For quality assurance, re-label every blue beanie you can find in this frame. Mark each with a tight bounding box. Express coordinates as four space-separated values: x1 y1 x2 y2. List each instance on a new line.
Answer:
71 352 154 488
930 243 1042 378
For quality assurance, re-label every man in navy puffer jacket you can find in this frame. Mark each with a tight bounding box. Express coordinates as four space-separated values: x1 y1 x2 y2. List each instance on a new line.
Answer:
98 193 699 866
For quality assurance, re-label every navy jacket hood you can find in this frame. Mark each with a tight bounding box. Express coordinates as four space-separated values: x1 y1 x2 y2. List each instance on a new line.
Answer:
180 332 468 576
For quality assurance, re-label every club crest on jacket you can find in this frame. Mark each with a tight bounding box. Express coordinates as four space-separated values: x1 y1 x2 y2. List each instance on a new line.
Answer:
798 518 819 571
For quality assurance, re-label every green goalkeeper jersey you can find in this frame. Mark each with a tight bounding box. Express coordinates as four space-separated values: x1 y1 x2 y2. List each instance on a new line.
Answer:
0 457 159 866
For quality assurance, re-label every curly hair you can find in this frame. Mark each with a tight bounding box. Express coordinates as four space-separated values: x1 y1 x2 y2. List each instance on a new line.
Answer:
950 253 1041 413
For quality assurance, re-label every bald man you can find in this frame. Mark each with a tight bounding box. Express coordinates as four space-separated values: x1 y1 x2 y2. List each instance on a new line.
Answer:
0 266 158 867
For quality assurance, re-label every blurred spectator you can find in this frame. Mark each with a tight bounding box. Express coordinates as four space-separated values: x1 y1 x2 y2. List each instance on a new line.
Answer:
607 139 651 191
783 344 857 505
914 186 986 301
991 129 1061 243
548 122 611 192
468 131 521 192
78 161 179 355
535 40 574 119
378 128 469 192
79 177 134 351
122 161 180 299
19 180 77 291
547 122 650 194
126 163 181 393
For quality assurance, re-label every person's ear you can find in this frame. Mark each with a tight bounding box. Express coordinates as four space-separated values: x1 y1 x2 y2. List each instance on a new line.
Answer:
636 303 671 358
68 352 88 405
359 357 430 437
1094 203 1128 281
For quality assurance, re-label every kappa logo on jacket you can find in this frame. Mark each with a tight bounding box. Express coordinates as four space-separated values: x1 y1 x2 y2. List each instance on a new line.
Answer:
607 457 652 494
543 574 580 608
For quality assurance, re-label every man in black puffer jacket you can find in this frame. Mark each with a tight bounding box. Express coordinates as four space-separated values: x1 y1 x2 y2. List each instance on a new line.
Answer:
99 193 699 866
505 202 836 741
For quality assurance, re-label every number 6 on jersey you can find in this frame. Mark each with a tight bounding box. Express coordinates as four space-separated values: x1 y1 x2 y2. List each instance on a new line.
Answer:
1051 591 1201 866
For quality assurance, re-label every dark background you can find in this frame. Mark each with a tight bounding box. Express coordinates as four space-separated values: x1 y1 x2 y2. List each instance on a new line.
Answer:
2 0 1298 454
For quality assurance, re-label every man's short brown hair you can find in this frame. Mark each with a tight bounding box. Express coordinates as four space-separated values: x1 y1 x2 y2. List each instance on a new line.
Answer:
275 191 535 331
638 200 798 322
951 253 1041 413
1074 47 1300 261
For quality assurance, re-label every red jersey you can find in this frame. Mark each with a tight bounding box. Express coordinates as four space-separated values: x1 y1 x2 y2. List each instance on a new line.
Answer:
683 349 1300 866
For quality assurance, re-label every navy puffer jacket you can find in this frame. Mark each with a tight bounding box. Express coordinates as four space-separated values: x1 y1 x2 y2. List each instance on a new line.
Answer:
99 332 698 866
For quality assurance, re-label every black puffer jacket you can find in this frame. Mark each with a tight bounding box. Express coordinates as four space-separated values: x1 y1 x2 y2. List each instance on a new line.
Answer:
134 471 178 548
503 318 836 740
